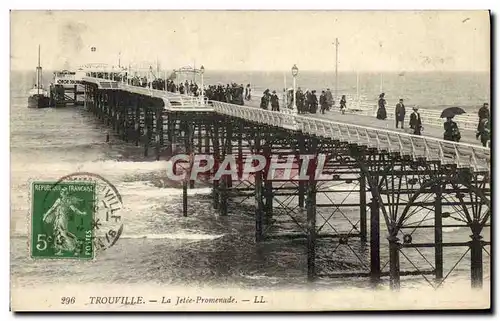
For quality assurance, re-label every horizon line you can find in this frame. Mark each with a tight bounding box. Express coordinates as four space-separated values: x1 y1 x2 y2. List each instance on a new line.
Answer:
10 68 490 74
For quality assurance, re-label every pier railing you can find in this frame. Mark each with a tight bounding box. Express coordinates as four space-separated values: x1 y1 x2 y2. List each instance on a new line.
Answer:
81 76 120 89
211 101 490 172
239 88 481 131
84 75 480 131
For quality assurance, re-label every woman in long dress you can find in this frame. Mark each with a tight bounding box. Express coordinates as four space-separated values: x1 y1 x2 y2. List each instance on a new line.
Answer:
376 93 387 120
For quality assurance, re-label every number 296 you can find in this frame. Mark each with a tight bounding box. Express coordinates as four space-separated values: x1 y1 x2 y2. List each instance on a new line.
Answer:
61 297 75 304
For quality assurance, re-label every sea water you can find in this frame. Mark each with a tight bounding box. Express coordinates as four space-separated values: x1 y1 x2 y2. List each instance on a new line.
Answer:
10 70 490 292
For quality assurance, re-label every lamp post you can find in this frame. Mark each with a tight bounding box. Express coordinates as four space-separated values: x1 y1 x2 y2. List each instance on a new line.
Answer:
200 65 205 104
291 64 298 114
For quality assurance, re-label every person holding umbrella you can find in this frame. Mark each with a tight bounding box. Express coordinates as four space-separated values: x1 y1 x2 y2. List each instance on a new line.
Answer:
440 106 466 142
441 107 465 136
443 116 461 142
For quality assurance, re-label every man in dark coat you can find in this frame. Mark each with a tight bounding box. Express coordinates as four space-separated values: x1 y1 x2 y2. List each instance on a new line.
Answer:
320 91 328 114
478 103 490 121
296 88 305 113
409 107 422 135
270 90 280 111
304 90 311 113
309 90 318 113
476 118 490 147
395 98 406 128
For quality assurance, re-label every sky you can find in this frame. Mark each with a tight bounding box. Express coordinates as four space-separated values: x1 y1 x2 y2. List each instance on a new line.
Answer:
10 10 490 72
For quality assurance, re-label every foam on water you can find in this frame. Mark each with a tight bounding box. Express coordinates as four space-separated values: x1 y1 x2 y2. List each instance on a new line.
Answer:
11 160 169 178
120 233 224 240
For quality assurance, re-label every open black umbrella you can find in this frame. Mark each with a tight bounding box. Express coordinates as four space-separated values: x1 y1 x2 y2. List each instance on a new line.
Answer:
441 107 466 118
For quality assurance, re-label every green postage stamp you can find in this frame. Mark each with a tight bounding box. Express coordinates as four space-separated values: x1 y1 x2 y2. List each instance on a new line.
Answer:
31 181 96 259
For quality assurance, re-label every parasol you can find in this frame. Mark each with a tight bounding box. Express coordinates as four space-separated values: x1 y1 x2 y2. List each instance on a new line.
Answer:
440 107 466 118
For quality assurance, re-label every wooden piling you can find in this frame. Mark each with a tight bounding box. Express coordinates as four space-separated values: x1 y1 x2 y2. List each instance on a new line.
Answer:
187 123 195 189
298 134 306 208
220 122 232 216
255 131 264 242
125 94 132 143
388 235 401 290
359 173 367 242
212 122 220 210
166 115 173 155
155 108 162 161
134 96 140 146
434 184 443 282
197 121 203 154
96 91 102 120
204 123 210 154
182 179 188 217
144 106 150 157
370 197 381 286
263 143 273 223
306 138 317 281
470 222 483 289
237 122 243 179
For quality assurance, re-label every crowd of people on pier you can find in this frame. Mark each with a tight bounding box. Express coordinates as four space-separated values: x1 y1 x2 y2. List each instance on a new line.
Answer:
258 87 348 115
113 72 490 148
204 84 247 105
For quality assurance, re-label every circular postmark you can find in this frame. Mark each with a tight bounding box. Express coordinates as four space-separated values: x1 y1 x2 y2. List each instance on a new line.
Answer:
41 172 124 257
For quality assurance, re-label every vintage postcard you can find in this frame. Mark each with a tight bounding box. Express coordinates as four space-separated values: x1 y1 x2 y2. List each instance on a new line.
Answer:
10 10 491 311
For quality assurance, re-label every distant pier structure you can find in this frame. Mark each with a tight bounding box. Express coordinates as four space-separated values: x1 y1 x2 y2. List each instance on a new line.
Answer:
79 65 491 290
49 69 86 107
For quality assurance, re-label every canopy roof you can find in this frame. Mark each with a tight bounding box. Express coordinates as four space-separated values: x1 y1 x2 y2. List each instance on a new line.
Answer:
173 65 203 75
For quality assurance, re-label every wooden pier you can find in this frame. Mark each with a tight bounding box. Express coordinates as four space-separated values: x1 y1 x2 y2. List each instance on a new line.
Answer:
81 73 491 290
